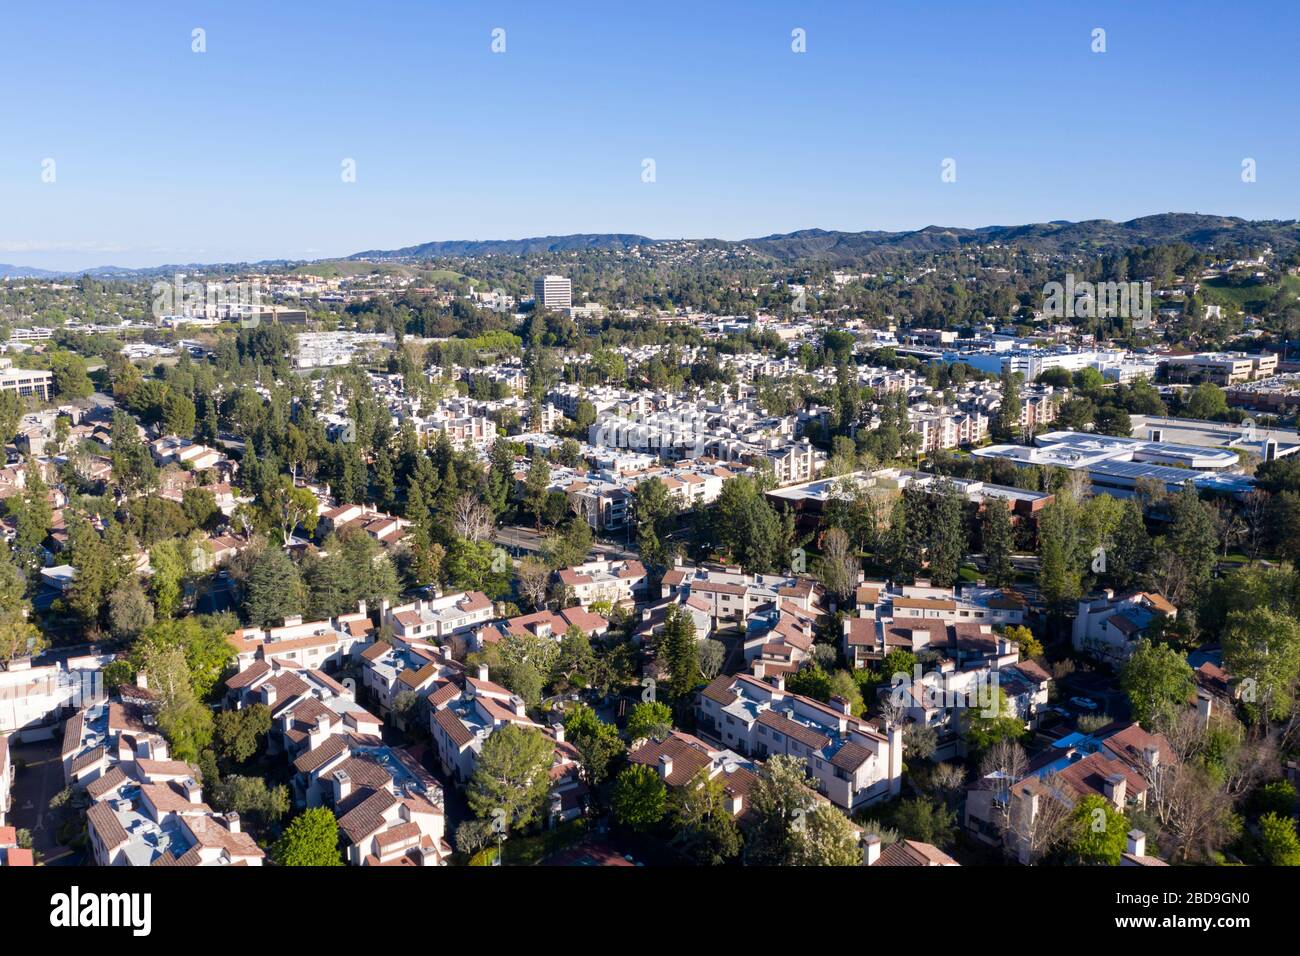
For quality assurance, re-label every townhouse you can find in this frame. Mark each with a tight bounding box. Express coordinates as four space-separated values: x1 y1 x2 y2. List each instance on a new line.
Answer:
627 730 759 820
1071 589 1177 665
380 590 494 644
471 605 609 652
226 607 375 673
293 737 450 866
224 658 384 761
660 562 822 625
317 503 410 548
697 672 903 812
965 720 1175 864
427 667 587 825
555 558 648 608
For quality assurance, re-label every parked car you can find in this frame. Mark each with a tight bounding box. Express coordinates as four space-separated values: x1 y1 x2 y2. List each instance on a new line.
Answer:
1069 696 1099 711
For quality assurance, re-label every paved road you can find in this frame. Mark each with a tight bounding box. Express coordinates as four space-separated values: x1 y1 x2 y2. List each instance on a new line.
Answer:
9 735 80 864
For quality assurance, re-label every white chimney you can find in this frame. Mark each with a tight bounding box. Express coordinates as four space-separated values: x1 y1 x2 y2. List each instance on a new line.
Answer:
477 664 489 682
1126 829 1146 857
554 724 565 744
863 834 881 866
332 769 352 803
658 753 673 780
183 777 203 804
262 682 277 707
1103 773 1127 806
1196 692 1213 727
1144 745 1160 770
135 671 149 690
225 812 241 834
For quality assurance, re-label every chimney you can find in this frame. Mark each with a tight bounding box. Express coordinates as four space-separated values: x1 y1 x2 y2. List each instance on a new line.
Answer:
1143 745 1160 770
182 777 203 804
332 769 352 803
554 724 565 745
1196 692 1213 727
1126 829 1146 857
888 724 904 796
262 682 277 707
725 792 743 817
658 753 673 780
477 664 489 682
135 671 149 690
830 695 852 716
357 599 367 617
767 673 785 692
1102 773 1127 807
863 834 882 866
418 845 439 866
225 812 241 834
283 615 303 627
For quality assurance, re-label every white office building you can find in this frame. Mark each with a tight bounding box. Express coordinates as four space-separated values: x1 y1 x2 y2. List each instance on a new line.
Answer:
533 275 573 310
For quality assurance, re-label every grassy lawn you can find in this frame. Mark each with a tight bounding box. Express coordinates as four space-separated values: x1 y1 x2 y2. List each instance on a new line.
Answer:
469 819 590 866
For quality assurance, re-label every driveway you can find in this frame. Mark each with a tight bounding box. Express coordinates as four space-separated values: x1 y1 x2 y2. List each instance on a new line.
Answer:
9 735 81 864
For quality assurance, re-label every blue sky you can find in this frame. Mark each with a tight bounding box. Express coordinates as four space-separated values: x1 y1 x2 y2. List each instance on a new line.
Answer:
1 0 1297 270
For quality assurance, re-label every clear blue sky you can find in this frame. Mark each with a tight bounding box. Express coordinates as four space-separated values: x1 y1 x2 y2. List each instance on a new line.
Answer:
1 0 1297 270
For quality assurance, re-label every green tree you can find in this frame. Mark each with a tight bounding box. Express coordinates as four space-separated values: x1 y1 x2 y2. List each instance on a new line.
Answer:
961 687 1026 750
994 368 1022 442
746 754 819 865
625 700 673 742
669 769 742 865
273 808 343 866
563 704 624 791
926 479 967 587
213 703 272 764
890 795 958 848
149 540 187 618
1068 794 1128 865
981 498 1016 587
611 764 667 831
1257 813 1300 866
790 802 862 866
1120 639 1195 727
661 603 701 701
245 546 306 627
1222 607 1300 721
467 724 554 833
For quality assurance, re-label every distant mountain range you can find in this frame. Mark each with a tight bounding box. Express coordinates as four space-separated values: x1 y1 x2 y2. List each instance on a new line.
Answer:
5 214 1298 278
349 214 1300 264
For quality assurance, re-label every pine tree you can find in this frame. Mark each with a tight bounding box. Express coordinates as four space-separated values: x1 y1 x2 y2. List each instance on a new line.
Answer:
982 498 1016 587
994 367 1022 442
926 480 967 587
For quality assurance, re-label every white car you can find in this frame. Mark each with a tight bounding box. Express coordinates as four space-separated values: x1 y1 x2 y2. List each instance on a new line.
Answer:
1069 696 1099 711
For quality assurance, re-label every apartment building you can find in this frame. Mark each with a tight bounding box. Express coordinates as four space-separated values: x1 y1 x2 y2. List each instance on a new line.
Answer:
0 653 111 735
317 504 410 548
